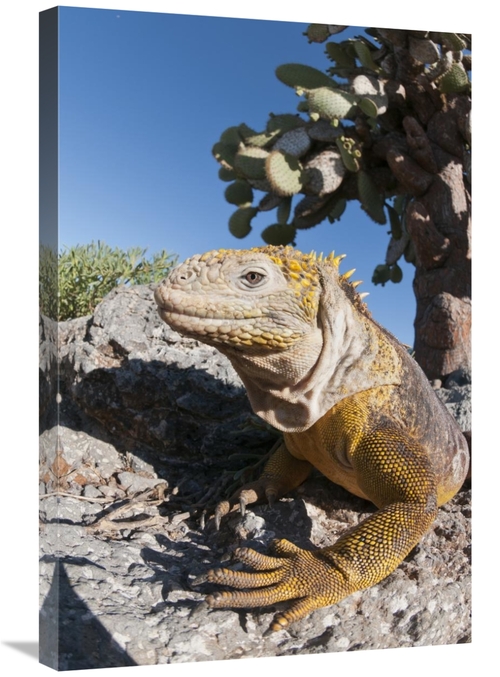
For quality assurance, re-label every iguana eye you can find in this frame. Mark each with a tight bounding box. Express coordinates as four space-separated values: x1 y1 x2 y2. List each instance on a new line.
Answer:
244 271 264 285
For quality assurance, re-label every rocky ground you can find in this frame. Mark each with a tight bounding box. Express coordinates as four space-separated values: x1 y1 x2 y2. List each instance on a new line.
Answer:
39 285 471 670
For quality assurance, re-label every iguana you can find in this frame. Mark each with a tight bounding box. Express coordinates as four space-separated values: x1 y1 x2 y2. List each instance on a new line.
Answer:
154 245 469 633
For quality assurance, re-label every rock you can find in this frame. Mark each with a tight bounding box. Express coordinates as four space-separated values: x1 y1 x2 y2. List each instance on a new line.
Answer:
434 371 472 433
39 285 471 669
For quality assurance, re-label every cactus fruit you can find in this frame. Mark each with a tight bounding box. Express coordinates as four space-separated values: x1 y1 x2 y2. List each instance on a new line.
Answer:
335 136 360 172
357 170 387 225
273 127 312 158
304 149 345 196
261 223 296 245
265 150 305 196
228 206 258 238
275 63 337 91
307 87 356 121
234 146 269 180
224 180 254 207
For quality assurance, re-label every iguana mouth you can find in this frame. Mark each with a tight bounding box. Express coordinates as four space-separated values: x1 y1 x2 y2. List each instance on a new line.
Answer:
154 286 264 322
156 301 263 322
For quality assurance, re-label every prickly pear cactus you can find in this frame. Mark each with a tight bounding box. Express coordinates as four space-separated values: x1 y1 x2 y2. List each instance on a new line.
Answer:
211 23 471 312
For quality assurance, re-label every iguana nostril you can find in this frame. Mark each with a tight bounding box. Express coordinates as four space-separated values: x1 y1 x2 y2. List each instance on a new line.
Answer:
176 269 197 284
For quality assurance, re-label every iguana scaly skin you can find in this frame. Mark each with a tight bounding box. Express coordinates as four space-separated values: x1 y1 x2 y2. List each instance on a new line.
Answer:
154 246 469 632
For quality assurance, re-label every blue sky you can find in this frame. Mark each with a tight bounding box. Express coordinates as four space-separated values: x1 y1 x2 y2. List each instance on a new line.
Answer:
58 7 417 345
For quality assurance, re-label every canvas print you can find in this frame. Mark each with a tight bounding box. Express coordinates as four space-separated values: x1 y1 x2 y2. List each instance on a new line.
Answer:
39 7 471 670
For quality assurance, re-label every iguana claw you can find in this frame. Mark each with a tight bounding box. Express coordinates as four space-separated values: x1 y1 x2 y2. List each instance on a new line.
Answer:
214 500 230 531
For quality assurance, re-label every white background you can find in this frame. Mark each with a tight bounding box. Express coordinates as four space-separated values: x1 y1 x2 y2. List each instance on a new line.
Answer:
1 1 491 675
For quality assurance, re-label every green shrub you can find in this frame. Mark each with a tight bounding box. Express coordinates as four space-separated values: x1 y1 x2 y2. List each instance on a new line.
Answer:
40 241 177 321
39 244 58 320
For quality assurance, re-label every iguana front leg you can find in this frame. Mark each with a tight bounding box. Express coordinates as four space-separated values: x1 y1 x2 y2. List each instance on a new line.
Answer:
213 442 312 528
195 427 438 632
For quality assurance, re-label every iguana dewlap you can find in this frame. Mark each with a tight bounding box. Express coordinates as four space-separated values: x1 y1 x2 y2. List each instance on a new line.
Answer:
154 246 469 632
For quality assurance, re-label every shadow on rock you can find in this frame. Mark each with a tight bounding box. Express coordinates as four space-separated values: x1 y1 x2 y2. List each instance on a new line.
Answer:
39 557 137 670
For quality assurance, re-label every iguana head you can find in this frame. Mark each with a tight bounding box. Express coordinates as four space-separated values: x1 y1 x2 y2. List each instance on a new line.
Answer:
155 245 362 353
155 245 399 432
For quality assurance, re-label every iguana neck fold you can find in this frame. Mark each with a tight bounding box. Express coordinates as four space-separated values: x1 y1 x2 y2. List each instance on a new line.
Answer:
226 263 402 432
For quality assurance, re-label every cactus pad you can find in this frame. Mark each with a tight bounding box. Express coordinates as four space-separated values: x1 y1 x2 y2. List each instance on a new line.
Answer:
261 223 296 245
372 263 391 286
390 262 403 283
228 206 258 238
304 149 345 196
273 128 312 158
277 196 292 225
212 142 238 169
275 63 337 90
307 87 355 120
353 40 381 73
357 170 387 224
224 180 254 207
218 167 237 182
303 24 331 44
258 193 283 212
358 97 379 117
244 130 280 148
328 197 347 223
265 150 305 196
325 42 356 68
234 146 269 180
439 63 470 94
293 194 338 230
266 113 306 134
